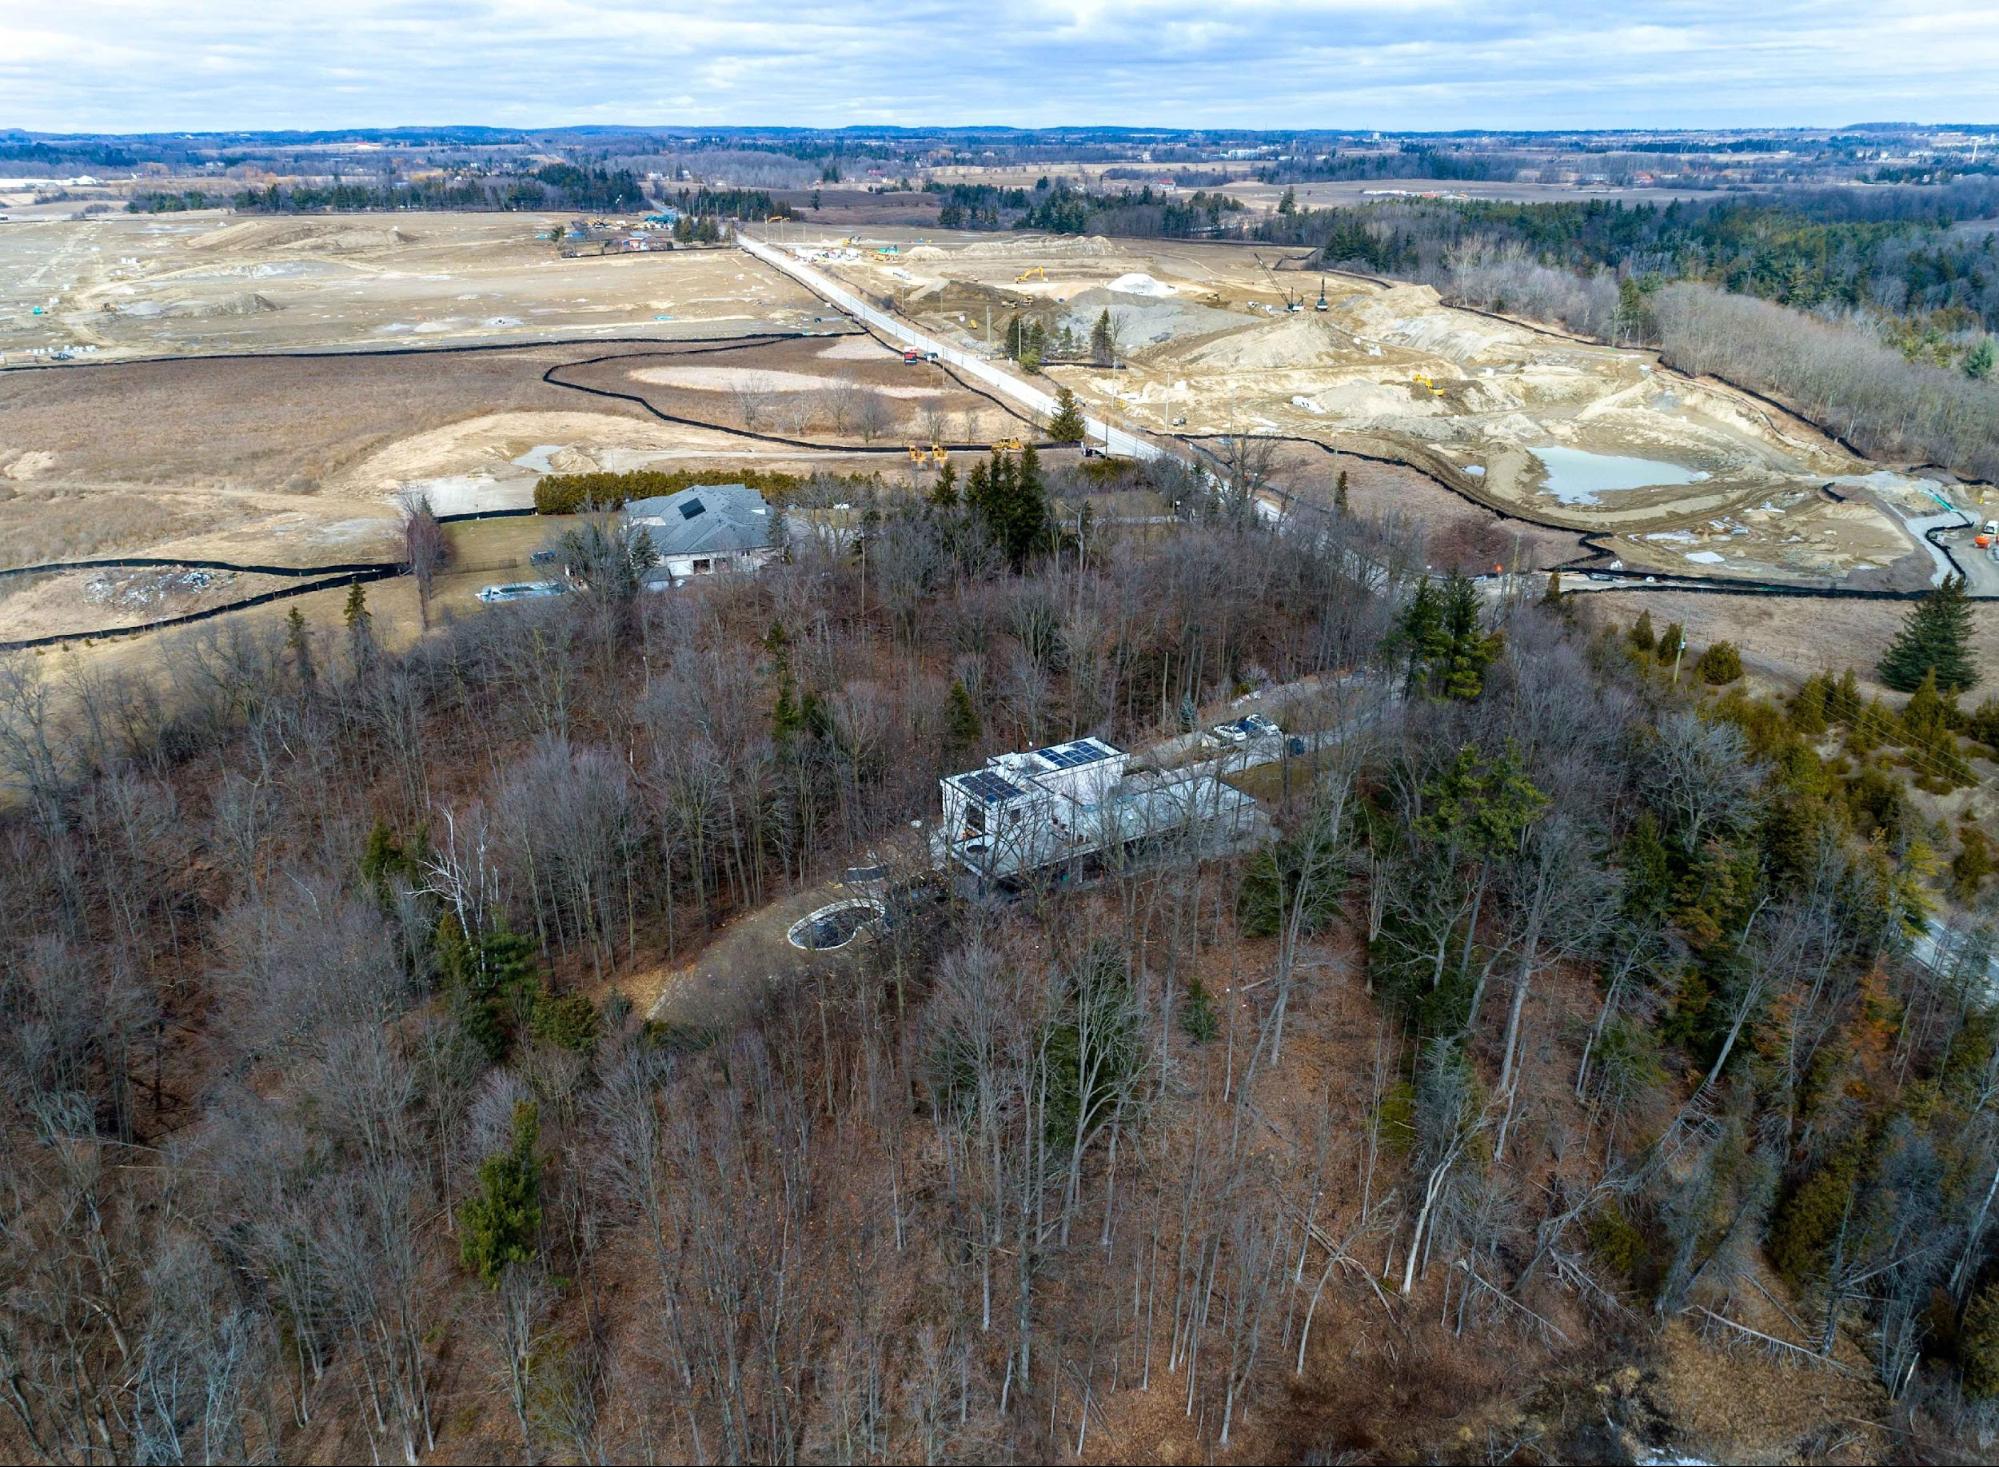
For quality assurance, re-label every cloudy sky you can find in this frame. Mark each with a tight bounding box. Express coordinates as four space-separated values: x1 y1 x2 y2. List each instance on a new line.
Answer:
5 1 1998 134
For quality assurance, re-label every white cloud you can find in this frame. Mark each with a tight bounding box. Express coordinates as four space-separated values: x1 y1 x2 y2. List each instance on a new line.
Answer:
0 0 1995 131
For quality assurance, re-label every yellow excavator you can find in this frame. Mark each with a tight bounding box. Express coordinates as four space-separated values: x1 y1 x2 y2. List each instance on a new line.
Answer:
1015 266 1047 283
990 437 1026 453
1411 372 1445 398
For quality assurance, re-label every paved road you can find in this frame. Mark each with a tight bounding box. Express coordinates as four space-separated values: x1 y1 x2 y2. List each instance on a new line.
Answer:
740 234 1168 463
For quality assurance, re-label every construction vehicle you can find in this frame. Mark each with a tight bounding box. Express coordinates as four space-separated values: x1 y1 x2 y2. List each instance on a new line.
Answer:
1315 278 1329 312
1412 373 1444 398
901 349 921 365
990 437 1025 454
1251 253 1303 313
906 442 950 465
1016 266 1047 283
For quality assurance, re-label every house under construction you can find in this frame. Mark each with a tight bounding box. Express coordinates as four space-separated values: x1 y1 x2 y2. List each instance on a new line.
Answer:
934 736 1264 888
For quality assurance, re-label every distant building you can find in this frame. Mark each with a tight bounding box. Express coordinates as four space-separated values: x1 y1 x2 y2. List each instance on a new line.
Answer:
625 484 779 589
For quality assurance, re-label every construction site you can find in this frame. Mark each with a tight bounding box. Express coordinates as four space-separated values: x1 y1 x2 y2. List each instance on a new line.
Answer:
5 211 1996 683
797 230 1987 591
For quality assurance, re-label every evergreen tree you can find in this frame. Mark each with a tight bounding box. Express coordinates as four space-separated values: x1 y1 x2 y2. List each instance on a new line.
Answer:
1694 641 1743 685
459 1102 542 1285
343 581 375 672
1614 275 1657 342
1628 610 1657 654
1047 387 1086 444
1830 667 1864 724
1334 469 1350 515
1900 669 1974 787
1879 574 1978 693
1435 573 1500 701
1179 976 1218 1042
944 678 981 757
1952 826 1995 901
1965 337 1995 382
1787 672 1830 734
438 917 543 1061
1391 579 1447 696
1089 308 1116 367
963 458 993 526
285 606 316 693
1004 445 1051 567
1541 570 1566 610
1277 186 1297 216
929 459 959 507
1656 621 1685 668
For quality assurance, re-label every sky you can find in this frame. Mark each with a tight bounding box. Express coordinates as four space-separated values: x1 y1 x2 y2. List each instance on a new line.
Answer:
5 0 1999 135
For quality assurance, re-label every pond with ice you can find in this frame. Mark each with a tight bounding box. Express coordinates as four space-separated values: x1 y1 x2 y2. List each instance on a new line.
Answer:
1532 445 1707 505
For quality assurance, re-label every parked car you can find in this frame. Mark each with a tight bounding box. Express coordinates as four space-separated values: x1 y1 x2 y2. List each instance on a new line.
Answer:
1204 713 1281 748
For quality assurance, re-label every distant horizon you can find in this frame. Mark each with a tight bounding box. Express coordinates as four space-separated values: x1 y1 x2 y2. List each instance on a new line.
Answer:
8 120 1999 142
6 1 1999 136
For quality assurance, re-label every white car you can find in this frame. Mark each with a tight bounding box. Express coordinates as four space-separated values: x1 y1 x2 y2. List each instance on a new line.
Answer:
1205 713 1281 748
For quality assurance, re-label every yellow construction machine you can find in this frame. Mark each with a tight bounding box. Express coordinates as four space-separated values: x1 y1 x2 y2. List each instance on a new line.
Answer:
990 437 1026 453
1015 266 1047 283
907 443 951 465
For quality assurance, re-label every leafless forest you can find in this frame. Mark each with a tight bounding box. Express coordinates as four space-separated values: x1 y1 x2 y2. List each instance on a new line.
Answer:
2 466 1997 1465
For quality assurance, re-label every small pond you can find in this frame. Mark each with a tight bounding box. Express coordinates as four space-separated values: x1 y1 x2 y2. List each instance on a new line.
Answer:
1532 445 1706 506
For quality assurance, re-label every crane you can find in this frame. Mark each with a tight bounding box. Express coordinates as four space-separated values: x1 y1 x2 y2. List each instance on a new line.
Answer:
1250 254 1302 313
1315 277 1329 312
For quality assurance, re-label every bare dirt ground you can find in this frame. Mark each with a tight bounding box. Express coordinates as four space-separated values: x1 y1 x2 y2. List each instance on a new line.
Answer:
0 565 303 640
1246 438 1585 575
0 330 991 602
556 335 1032 449
0 211 832 363
800 230 1985 589
1579 587 1999 697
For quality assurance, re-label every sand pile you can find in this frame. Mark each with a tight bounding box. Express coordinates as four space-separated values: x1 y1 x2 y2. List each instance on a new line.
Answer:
1107 272 1174 297
1333 282 1534 362
1309 380 1447 425
124 291 283 319
1177 313 1349 371
955 234 1117 259
1062 289 1241 347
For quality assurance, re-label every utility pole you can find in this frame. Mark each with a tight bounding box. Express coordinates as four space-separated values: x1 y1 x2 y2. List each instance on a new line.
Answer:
1671 626 1687 685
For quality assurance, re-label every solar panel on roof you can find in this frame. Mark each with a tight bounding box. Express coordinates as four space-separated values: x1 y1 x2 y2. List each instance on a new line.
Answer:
679 498 706 520
959 771 1024 803
1035 740 1112 770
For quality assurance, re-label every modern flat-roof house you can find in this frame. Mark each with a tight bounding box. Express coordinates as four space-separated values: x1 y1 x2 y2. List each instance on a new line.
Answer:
624 484 778 589
936 736 1263 886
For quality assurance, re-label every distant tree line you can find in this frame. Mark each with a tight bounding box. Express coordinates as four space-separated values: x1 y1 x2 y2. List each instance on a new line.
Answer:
931 179 1244 236
130 164 646 216
1258 183 1999 338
